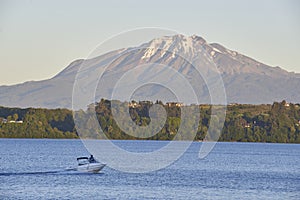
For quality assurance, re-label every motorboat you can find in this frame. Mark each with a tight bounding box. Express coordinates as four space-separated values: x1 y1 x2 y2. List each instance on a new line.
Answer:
76 156 106 173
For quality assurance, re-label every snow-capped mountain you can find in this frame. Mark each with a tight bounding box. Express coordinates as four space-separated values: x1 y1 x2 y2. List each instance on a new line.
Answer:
0 34 299 108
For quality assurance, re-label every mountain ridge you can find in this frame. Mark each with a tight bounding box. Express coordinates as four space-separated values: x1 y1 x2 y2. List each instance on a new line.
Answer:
1 34 299 108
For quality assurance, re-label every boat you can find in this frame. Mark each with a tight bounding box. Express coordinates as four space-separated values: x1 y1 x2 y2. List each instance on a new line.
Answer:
76 155 106 173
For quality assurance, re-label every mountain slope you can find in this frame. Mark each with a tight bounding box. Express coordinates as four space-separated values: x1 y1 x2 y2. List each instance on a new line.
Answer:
0 34 299 108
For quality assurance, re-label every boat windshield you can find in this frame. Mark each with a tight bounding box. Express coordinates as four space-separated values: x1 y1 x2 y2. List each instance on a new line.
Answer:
77 157 90 166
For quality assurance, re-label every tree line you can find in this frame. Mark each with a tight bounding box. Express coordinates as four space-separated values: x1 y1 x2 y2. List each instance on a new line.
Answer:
0 107 77 138
0 100 300 143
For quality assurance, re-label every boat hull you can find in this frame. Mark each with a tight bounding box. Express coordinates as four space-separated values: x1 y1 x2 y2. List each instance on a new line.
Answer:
77 163 106 173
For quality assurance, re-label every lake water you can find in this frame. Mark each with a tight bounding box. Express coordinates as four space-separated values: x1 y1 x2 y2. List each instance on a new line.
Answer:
0 139 299 199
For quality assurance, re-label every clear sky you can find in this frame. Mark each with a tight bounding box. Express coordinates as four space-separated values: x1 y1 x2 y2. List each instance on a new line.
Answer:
0 0 299 85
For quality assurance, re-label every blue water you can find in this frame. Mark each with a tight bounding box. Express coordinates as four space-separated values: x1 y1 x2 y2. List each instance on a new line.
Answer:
0 139 299 199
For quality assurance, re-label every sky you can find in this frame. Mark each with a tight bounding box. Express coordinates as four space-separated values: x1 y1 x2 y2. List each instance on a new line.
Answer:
0 0 299 85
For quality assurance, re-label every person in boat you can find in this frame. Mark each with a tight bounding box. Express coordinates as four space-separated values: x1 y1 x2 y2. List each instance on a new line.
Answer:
89 155 96 163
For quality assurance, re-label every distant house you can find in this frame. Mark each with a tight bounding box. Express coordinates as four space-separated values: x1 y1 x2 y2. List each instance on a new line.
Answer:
128 102 138 108
240 119 251 128
166 102 183 107
243 124 251 128
7 120 23 124
175 103 184 107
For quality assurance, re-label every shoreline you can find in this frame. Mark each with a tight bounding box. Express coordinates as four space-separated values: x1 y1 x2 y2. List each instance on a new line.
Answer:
0 137 299 145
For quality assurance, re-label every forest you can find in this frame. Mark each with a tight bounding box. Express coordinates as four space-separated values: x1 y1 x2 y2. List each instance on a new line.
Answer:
0 100 300 143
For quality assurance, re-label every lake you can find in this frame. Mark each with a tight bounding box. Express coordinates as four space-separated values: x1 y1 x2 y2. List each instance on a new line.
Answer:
0 139 299 199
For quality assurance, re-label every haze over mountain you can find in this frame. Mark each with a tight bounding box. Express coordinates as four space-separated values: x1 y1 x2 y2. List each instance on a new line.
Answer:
1 34 299 109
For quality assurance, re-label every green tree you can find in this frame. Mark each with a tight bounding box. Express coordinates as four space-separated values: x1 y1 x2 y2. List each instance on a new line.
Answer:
13 113 19 121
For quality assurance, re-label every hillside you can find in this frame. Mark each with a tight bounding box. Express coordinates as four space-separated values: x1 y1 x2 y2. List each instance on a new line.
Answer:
0 35 299 108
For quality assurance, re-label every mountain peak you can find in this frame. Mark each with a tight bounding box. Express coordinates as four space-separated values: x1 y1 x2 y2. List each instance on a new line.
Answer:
141 34 207 59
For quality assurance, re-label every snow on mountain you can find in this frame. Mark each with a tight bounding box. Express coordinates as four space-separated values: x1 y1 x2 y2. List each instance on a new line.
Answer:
141 35 206 60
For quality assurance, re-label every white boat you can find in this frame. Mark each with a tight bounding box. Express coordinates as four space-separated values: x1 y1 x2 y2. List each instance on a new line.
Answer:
76 156 106 173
